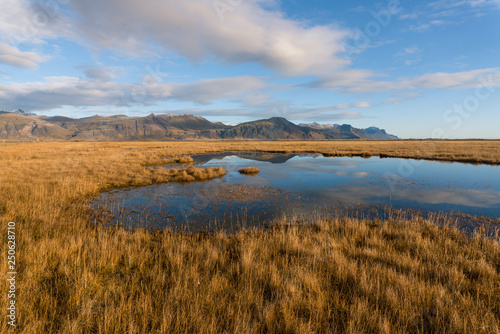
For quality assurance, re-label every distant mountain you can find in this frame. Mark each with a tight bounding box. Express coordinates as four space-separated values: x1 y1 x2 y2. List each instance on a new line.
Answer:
42 113 229 140
300 122 398 140
0 113 72 139
211 117 327 140
0 112 398 141
0 109 36 116
360 126 399 140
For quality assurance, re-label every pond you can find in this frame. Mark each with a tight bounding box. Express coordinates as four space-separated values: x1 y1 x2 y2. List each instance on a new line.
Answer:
94 152 500 232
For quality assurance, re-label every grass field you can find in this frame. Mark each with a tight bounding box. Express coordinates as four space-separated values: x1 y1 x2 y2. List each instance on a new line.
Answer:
0 141 499 333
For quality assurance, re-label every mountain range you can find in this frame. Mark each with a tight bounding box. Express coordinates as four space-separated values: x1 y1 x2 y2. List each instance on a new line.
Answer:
0 111 398 141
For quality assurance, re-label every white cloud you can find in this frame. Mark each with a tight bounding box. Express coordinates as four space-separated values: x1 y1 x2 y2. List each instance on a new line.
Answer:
382 98 403 105
0 0 69 44
69 0 352 76
395 46 422 66
239 93 271 106
404 46 419 54
392 68 500 90
265 102 371 121
400 0 500 33
76 66 119 82
409 20 449 32
428 0 500 10
304 111 364 121
154 106 366 122
350 6 367 12
313 68 500 93
0 75 267 110
353 102 372 108
169 76 266 105
254 101 370 121
308 69 376 90
0 0 497 120
399 13 419 20
0 0 68 70
0 77 129 110
0 42 46 68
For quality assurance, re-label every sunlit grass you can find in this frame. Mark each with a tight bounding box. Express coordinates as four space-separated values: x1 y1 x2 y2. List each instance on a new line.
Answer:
0 141 499 333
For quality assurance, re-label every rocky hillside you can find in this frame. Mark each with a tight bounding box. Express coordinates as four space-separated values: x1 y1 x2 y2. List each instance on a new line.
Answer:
206 117 326 140
41 114 229 140
299 122 398 140
0 112 398 141
0 112 72 139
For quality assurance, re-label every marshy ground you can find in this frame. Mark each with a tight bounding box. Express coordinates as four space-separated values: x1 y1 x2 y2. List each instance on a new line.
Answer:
0 141 499 333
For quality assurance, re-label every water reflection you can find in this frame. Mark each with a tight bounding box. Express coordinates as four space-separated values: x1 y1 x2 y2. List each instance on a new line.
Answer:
94 152 500 232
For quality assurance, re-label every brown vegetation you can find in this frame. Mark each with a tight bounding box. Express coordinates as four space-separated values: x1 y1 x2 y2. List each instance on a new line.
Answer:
164 156 194 164
239 167 260 175
152 166 226 183
145 155 194 166
0 141 499 333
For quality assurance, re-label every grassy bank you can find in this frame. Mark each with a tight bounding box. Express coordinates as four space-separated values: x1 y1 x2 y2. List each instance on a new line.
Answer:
0 141 499 333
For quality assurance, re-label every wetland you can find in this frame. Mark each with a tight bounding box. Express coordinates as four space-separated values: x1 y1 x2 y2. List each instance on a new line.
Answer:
95 151 500 232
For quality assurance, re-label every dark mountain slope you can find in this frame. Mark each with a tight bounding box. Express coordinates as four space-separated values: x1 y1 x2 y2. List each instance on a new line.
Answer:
0 113 71 139
214 117 327 140
0 112 398 141
300 123 398 140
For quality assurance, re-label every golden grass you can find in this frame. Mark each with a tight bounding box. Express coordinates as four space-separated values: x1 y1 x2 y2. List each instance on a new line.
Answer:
162 156 194 164
0 141 499 333
239 167 260 175
152 166 227 183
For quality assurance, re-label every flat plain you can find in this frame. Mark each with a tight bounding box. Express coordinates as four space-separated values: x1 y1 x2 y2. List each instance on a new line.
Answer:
1 140 499 333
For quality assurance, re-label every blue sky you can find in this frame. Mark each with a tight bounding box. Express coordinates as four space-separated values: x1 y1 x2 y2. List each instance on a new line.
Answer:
0 0 499 138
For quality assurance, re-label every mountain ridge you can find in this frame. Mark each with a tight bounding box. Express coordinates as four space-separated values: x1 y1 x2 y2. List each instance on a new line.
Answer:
0 112 398 141
299 122 398 140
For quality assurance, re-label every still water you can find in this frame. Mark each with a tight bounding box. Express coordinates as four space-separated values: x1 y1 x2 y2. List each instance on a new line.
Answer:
95 152 500 232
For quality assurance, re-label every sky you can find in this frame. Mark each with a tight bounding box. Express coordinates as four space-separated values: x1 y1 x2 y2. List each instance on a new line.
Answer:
0 0 499 138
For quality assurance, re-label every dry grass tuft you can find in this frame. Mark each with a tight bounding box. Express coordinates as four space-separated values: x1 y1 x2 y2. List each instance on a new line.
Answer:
0 141 499 333
147 155 194 165
168 156 194 164
239 166 260 175
152 166 227 183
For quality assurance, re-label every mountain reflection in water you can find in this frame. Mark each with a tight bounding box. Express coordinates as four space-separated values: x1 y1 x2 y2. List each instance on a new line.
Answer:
94 152 500 232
